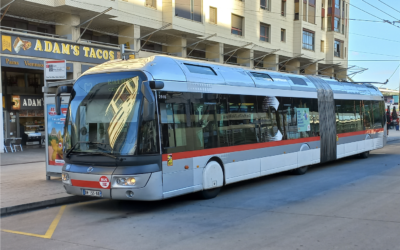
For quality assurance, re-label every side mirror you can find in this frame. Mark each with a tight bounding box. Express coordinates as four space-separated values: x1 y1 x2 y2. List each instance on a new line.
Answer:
149 81 164 90
55 86 72 115
141 82 155 121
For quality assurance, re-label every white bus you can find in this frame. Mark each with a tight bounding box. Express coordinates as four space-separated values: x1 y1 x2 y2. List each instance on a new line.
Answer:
57 56 386 200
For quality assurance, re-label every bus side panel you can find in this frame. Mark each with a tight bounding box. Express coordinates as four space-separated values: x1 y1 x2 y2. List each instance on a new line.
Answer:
162 158 194 193
260 152 297 177
224 158 261 185
337 130 384 159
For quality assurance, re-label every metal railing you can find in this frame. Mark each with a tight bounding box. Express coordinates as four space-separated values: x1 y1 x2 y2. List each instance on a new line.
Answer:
0 26 67 39
79 39 120 48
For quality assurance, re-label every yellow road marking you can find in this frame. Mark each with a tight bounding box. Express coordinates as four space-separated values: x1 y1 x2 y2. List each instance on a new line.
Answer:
1 205 66 239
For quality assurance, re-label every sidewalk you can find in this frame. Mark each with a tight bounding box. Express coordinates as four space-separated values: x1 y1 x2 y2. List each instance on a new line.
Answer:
1 147 94 216
1 146 46 166
387 129 400 142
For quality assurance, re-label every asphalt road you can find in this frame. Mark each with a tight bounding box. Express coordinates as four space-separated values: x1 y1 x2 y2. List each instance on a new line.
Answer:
2 140 400 250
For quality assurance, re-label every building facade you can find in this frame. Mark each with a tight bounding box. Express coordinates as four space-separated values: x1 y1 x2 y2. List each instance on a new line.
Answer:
0 0 350 152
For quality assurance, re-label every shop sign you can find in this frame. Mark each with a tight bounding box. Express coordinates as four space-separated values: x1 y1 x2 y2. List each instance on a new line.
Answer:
1 33 121 64
11 95 44 110
45 60 66 80
2 57 73 72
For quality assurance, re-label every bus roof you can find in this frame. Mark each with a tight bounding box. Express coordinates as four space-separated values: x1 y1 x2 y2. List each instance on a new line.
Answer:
80 55 383 98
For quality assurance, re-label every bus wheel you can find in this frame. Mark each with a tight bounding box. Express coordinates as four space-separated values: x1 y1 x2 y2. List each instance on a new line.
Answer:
359 151 369 159
291 166 308 175
199 161 224 199
199 187 222 199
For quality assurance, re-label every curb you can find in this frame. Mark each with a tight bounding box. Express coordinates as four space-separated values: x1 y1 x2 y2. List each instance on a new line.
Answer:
0 196 98 217
2 161 45 166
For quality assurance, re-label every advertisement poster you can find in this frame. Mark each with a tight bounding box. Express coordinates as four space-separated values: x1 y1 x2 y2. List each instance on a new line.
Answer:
296 108 310 132
47 104 68 166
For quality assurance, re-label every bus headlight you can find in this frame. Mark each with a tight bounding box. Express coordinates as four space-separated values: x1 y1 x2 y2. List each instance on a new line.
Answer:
62 173 71 184
127 177 136 185
116 177 136 186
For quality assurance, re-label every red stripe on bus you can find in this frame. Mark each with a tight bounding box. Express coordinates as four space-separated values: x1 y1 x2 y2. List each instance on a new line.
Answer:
161 136 321 161
71 179 110 189
338 128 384 138
161 128 385 161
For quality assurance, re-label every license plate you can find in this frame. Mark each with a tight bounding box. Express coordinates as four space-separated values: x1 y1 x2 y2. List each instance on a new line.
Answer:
82 189 102 197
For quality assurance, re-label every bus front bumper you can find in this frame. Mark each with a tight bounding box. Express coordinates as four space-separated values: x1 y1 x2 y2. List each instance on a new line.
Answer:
63 171 163 201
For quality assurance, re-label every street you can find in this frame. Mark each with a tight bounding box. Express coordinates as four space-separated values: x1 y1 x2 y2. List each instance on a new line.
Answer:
1 140 400 250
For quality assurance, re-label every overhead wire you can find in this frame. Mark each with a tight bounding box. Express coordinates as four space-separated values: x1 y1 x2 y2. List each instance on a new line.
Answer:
388 63 400 80
349 2 400 29
350 33 400 43
350 50 400 58
361 0 399 21
378 0 400 15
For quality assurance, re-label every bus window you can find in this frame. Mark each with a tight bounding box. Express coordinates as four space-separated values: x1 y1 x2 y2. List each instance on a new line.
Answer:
363 101 372 130
184 64 217 75
373 101 383 129
228 95 258 145
192 93 219 150
279 97 315 139
257 96 279 142
159 92 193 154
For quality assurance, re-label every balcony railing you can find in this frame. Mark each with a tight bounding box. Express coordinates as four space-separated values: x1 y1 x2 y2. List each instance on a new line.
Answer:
0 26 66 39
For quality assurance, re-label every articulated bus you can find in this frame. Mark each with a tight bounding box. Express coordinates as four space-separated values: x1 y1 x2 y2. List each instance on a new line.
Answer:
57 55 386 200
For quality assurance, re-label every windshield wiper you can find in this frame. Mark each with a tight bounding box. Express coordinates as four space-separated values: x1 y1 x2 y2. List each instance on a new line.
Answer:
66 141 108 158
74 151 118 160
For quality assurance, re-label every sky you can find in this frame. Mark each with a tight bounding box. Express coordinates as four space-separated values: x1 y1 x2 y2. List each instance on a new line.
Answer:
348 0 400 91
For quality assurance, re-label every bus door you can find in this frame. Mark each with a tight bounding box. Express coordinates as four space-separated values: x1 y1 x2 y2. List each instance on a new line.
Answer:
159 92 194 195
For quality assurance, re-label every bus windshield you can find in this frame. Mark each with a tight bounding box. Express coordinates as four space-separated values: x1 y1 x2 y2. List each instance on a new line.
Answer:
64 72 145 156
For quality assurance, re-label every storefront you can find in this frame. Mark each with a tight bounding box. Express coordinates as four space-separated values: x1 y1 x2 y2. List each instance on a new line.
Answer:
2 57 73 142
1 31 123 147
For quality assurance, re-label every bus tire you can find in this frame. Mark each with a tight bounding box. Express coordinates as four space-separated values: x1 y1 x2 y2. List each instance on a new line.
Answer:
291 166 308 175
198 187 222 199
359 151 369 159
199 161 224 199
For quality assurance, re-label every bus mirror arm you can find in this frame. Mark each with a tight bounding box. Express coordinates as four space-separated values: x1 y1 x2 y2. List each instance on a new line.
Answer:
141 82 155 121
55 86 73 115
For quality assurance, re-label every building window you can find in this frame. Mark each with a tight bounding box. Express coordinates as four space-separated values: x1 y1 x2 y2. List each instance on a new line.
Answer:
302 29 315 50
260 23 270 42
232 14 243 36
335 0 340 9
281 0 286 16
294 0 300 20
308 0 315 24
145 0 157 8
321 17 325 30
261 0 271 11
281 29 286 42
321 40 324 52
175 0 202 22
334 39 343 57
334 17 340 32
210 7 217 24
